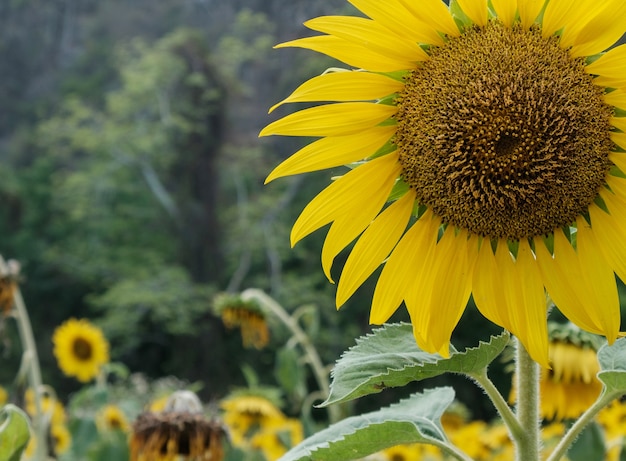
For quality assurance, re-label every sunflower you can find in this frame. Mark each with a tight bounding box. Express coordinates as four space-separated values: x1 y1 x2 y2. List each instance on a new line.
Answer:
52 318 110 382
97 404 130 432
213 293 270 349
261 0 626 365
51 423 72 455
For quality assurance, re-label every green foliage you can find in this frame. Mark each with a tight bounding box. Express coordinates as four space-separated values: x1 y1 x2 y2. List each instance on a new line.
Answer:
0 405 30 461
568 422 606 461
597 337 626 395
278 388 454 461
323 323 510 406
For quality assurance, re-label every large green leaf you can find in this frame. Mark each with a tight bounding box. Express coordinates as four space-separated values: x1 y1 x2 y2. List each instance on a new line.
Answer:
279 387 454 461
0 404 31 461
322 323 509 406
597 337 626 395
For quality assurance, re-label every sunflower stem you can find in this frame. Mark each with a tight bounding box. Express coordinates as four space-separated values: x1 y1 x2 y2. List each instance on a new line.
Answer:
2 256 49 460
546 390 622 461
514 338 540 461
240 288 341 423
468 368 522 437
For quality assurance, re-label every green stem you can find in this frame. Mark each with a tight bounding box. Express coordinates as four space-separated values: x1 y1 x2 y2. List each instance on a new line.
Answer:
430 438 475 461
546 390 622 461
240 288 341 423
468 368 522 437
3 258 48 460
514 339 540 461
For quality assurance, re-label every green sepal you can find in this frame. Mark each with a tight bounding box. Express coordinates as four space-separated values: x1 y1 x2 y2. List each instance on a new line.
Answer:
0 404 31 461
278 387 454 461
321 323 509 406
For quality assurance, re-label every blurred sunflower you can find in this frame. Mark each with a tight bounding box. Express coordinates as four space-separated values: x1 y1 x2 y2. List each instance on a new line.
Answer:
221 394 285 446
24 388 67 426
261 0 626 365
51 423 71 455
97 404 130 432
213 293 270 349
52 318 110 382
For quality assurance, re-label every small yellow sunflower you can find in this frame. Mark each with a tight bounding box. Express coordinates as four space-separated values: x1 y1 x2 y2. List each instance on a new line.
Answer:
250 417 304 460
221 394 286 447
261 0 626 365
213 293 270 349
52 318 110 382
51 423 71 455
97 404 130 432
24 388 67 426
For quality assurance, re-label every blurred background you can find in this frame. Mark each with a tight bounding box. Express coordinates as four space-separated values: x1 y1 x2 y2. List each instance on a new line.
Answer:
0 0 625 434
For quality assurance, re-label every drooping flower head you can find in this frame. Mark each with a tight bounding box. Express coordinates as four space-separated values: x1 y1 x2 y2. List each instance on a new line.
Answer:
213 293 270 349
261 0 626 366
52 318 110 382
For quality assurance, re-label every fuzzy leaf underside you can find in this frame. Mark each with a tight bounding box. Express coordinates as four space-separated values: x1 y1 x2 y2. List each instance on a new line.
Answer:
323 323 509 406
598 337 626 395
278 387 455 461
0 405 31 461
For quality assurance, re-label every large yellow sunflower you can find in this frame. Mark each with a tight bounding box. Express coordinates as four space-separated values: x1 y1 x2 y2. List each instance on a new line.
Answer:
261 0 626 366
52 318 110 382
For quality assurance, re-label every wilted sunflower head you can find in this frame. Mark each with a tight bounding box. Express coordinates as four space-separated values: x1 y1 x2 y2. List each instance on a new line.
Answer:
52 318 110 382
261 0 626 366
212 293 270 349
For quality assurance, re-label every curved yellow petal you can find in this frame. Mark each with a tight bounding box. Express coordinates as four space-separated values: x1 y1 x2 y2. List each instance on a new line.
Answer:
557 0 604 50
457 0 488 26
320 156 401 281
260 102 396 137
592 188 626 285
568 0 626 57
370 211 440 324
265 127 395 183
491 0 517 27
535 231 604 334
406 228 473 357
518 0 545 29
473 239 509 328
612 132 626 151
586 44 626 88
275 35 418 72
542 0 593 39
605 89 626 111
336 190 416 306
612 116 626 133
576 216 620 344
291 152 401 247
396 0 460 37
269 72 404 113
304 16 428 64
348 0 445 45
498 239 549 368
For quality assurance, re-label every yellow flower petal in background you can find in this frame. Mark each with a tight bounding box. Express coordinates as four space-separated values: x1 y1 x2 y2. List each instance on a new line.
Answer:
585 44 626 89
265 127 395 183
260 102 396 137
491 0 518 27
269 72 404 113
291 153 400 247
275 36 418 72
336 189 415 306
348 0 445 46
457 0 488 26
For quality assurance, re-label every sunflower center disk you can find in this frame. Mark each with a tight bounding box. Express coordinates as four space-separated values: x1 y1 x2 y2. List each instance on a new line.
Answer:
395 22 613 240
72 337 94 361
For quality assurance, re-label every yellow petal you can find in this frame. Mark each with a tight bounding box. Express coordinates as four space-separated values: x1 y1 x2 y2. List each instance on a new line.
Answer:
336 190 416 306
260 102 396 137
396 0 460 37
491 0 517 27
518 0 545 28
473 239 509 328
291 152 401 246
576 216 620 344
542 0 592 39
592 188 626 285
347 0 445 45
304 16 428 64
370 211 440 324
265 127 395 183
585 44 626 88
557 0 605 50
320 156 401 281
568 0 626 58
269 72 404 113
612 132 626 151
498 239 549 368
535 231 604 334
275 35 418 72
605 89 626 111
406 228 473 356
457 0 488 26
612 116 626 133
